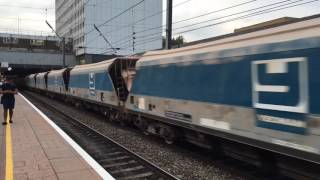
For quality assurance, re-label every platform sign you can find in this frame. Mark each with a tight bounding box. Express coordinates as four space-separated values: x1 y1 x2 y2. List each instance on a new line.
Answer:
251 57 309 134
89 73 95 96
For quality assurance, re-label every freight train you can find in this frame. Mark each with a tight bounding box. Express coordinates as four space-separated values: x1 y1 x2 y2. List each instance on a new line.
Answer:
26 14 320 176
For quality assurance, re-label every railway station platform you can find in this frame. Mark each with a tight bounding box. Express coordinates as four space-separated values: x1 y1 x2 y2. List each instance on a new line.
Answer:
0 94 114 180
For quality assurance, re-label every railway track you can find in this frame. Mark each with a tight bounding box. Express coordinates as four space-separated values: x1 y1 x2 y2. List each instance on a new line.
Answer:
24 91 320 180
24 92 179 180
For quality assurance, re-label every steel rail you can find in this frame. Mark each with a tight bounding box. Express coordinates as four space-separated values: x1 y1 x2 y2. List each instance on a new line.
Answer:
24 92 179 180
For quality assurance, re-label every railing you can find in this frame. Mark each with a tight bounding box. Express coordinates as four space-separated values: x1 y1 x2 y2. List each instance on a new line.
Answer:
0 28 55 37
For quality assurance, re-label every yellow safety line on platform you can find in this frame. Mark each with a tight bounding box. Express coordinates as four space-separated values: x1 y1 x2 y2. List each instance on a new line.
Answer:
5 110 13 180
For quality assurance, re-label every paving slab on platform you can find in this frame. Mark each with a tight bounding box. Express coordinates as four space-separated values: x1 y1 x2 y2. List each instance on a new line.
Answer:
0 94 105 180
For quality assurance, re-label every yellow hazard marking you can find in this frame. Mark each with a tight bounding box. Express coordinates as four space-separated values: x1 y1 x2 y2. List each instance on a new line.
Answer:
5 110 13 180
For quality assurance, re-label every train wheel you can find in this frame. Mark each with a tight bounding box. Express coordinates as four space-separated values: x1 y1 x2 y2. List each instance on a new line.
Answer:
161 127 176 145
141 120 150 136
119 117 128 126
143 130 150 136
133 118 140 127
119 113 129 126
103 111 109 117
75 102 82 108
109 113 116 122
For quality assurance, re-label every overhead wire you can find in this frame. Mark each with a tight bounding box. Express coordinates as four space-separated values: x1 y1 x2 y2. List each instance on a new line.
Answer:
110 0 309 48
84 0 145 36
136 0 294 34
113 0 318 53
107 0 192 32
173 0 296 30
109 0 261 47
76 0 320 49
174 0 258 24
85 0 193 47
174 0 317 34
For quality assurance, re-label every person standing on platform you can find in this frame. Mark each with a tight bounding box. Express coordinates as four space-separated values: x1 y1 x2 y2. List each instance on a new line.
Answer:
1 78 18 125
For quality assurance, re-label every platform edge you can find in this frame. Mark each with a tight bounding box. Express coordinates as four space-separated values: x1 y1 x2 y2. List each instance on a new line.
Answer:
19 93 115 180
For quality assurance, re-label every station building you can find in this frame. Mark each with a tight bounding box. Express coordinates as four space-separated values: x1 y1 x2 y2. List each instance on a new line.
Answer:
56 0 163 64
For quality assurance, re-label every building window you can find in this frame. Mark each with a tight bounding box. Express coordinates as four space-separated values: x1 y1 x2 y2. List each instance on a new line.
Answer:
30 39 44 46
3 37 18 44
80 59 86 65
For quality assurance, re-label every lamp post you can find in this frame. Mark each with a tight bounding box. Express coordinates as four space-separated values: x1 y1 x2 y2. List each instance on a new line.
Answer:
166 0 173 49
46 20 66 68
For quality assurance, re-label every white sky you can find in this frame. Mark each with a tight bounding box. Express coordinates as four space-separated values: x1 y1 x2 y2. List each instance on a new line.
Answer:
0 0 319 42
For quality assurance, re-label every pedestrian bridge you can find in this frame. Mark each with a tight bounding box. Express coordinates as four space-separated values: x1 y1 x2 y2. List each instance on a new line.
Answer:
0 33 76 76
